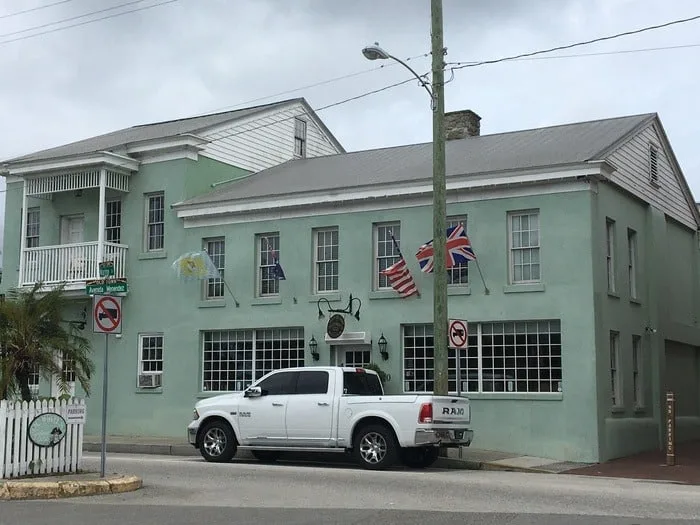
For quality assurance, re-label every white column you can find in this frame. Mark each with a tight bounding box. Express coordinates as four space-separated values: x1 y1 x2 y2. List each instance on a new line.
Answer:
18 179 28 286
97 168 106 268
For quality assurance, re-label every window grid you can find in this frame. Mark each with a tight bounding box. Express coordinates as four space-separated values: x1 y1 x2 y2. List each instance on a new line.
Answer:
294 118 307 157
632 334 642 408
315 228 339 293
145 192 164 251
26 208 40 248
509 211 540 283
139 334 164 374
204 238 225 299
403 321 562 395
375 223 401 289
258 233 280 296
627 228 638 300
606 219 616 293
343 350 371 367
649 144 659 184
447 216 469 285
610 331 621 407
28 363 40 395
105 200 122 244
202 328 305 392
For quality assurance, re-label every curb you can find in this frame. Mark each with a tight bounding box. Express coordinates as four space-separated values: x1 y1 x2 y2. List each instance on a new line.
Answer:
0 475 142 501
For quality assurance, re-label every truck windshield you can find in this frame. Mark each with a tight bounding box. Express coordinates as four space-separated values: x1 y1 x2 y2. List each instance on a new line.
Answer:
343 371 383 396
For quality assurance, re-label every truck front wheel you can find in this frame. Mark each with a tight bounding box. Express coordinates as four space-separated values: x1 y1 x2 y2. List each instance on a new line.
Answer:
353 423 398 470
199 420 237 463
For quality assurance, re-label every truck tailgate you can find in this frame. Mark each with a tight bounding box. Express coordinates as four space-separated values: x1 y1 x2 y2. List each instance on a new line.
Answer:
431 396 471 424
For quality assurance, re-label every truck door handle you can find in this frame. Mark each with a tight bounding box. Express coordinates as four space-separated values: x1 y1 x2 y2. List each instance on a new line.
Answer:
318 402 329 406
272 402 284 407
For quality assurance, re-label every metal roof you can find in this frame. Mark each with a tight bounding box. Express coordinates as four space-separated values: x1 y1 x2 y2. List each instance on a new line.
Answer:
180 112 656 206
3 99 304 164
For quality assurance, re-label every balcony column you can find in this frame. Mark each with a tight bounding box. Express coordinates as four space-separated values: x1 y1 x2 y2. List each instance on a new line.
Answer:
18 179 28 286
97 168 107 270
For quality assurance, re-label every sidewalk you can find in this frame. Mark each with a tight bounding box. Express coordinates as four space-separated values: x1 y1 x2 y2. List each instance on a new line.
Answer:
81 434 590 474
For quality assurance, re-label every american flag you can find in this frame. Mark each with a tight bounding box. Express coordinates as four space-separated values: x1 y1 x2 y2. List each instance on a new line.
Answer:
415 223 476 273
380 256 419 298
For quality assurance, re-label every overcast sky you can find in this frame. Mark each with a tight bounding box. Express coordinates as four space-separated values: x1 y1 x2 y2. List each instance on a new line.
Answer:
1 0 699 260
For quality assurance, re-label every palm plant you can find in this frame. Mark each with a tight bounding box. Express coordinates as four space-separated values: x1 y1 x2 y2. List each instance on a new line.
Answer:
0 282 94 401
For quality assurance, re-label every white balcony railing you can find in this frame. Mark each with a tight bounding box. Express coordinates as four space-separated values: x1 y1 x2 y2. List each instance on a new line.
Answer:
21 242 128 286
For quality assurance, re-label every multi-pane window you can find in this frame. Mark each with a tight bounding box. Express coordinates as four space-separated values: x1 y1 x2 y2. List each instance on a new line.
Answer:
28 363 40 397
145 192 165 251
106 200 122 244
139 333 164 375
649 143 659 184
627 228 638 300
294 118 307 157
610 331 621 407
375 223 401 289
26 208 40 248
204 238 225 299
257 233 280 296
61 352 75 383
315 228 339 293
343 349 371 367
632 334 643 408
201 328 305 392
508 211 540 283
606 219 616 293
403 321 562 394
447 216 469 285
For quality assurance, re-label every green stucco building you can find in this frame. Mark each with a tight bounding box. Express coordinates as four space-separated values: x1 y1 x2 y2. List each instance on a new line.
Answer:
2 100 699 463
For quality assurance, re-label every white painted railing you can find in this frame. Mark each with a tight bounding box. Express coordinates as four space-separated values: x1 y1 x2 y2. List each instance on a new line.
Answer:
21 242 128 286
0 398 85 479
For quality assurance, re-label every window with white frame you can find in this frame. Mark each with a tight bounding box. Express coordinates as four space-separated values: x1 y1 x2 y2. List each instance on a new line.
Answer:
343 348 371 367
649 143 659 184
139 333 164 377
28 363 40 397
294 118 307 157
632 334 643 408
61 352 75 383
145 192 165 251
257 232 280 296
447 216 469 286
403 320 562 394
610 331 621 407
106 200 122 244
627 228 638 300
204 237 225 299
26 207 40 248
314 227 339 293
606 219 616 293
375 222 401 289
508 211 540 283
201 328 305 392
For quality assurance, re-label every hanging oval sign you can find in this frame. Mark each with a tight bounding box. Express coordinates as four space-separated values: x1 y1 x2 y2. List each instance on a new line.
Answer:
28 412 68 448
327 314 345 339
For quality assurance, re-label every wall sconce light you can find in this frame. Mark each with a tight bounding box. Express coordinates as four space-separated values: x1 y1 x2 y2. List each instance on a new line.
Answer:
309 335 319 361
378 333 388 361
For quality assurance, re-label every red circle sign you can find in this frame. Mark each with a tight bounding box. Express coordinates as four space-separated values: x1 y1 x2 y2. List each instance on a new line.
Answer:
449 319 468 348
94 296 121 332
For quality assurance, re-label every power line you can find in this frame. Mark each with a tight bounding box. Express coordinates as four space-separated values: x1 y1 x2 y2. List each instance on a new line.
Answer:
448 13 700 70
0 0 74 20
0 0 180 46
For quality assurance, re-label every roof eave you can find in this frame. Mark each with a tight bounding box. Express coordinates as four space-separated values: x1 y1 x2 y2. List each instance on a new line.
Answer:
2 151 140 176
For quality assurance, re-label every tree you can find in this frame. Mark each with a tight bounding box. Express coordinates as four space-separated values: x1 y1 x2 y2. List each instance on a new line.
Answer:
0 282 94 401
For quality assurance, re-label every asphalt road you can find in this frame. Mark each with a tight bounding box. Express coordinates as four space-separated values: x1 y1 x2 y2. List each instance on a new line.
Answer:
1 452 699 524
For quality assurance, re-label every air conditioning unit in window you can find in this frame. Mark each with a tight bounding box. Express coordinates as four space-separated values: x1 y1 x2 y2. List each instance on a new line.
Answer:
138 373 162 388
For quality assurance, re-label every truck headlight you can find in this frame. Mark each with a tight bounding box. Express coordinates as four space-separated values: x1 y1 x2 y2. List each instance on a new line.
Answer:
193 409 200 420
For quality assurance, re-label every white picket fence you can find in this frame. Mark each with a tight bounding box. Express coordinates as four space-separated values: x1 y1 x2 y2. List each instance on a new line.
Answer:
0 398 85 479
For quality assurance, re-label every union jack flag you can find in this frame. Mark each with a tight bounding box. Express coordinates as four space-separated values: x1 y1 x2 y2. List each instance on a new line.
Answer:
415 223 476 273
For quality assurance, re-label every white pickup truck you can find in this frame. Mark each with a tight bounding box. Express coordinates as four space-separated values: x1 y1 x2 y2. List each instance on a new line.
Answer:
187 366 473 470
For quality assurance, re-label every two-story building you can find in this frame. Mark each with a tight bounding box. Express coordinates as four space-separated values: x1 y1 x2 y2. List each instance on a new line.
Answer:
2 103 699 464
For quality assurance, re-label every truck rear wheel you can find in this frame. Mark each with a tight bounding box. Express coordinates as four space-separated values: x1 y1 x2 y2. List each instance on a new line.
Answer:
353 423 398 470
400 446 440 468
199 420 237 463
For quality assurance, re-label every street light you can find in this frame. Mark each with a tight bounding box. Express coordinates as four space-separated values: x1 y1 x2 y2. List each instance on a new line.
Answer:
362 19 449 398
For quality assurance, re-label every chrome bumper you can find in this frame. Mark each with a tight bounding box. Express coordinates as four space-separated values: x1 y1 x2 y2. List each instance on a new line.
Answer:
415 428 473 447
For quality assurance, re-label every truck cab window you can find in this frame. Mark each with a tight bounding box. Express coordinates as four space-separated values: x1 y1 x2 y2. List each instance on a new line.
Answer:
257 371 296 395
295 371 329 394
343 372 383 395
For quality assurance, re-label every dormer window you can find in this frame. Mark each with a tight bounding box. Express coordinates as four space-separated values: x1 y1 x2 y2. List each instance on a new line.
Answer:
294 118 307 158
649 143 659 185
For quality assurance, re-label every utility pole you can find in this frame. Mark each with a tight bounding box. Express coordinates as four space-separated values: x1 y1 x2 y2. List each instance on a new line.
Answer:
431 0 448 396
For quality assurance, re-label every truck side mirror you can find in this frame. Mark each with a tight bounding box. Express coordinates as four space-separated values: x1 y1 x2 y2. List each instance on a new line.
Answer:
244 386 262 398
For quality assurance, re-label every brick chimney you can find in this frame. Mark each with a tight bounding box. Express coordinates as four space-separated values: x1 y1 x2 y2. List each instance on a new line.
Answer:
445 110 481 140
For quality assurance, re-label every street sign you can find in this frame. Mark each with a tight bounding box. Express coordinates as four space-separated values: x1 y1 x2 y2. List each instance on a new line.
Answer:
448 319 468 349
65 404 87 425
86 280 128 295
93 295 122 334
99 261 115 278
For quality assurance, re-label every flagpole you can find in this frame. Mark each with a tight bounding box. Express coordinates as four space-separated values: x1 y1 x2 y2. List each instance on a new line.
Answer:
389 231 420 297
473 258 490 295
222 279 240 307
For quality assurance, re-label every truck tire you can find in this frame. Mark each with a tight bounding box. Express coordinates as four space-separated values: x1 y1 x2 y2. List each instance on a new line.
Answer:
199 420 237 463
353 423 398 470
251 450 281 462
400 446 440 468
